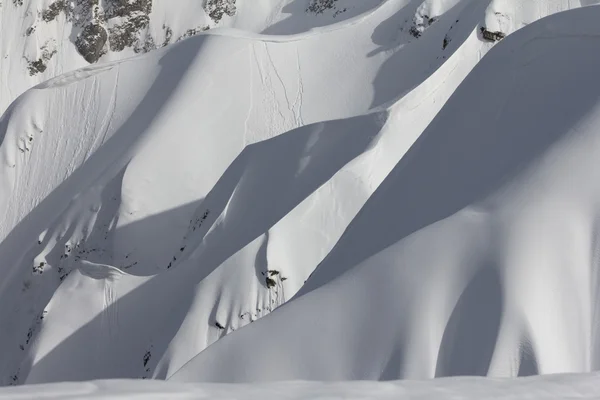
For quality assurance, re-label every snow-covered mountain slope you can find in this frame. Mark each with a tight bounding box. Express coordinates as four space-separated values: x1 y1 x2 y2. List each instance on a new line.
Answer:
0 0 385 114
0 0 599 388
0 0 471 384
171 4 600 383
3 373 600 399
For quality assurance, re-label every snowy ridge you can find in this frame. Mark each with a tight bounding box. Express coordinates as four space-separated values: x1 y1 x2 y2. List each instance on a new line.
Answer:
172 4 600 383
0 0 599 391
0 0 385 114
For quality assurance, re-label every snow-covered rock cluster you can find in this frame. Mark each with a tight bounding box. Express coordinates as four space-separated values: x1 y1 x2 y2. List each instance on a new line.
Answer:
10 0 215 67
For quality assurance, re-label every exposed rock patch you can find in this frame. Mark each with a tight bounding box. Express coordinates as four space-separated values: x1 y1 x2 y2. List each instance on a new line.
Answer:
108 14 150 52
204 0 236 24
26 40 58 75
40 0 152 62
41 0 68 22
307 0 338 14
178 26 210 41
76 23 108 63
31 0 237 65
103 0 151 19
408 14 437 39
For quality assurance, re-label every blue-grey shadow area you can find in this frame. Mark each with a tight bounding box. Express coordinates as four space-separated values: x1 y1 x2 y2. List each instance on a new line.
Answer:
262 0 384 35
298 9 600 298
435 267 503 377
180 114 382 286
368 0 493 109
0 34 209 385
21 112 383 383
518 340 539 377
380 347 406 380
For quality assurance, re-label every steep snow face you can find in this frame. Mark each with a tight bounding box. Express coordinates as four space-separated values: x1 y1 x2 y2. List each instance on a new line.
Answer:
0 0 480 384
3 373 600 399
0 0 598 387
171 5 600 383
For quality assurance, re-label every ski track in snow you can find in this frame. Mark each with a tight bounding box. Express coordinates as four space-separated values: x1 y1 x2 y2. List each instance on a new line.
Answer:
104 281 117 336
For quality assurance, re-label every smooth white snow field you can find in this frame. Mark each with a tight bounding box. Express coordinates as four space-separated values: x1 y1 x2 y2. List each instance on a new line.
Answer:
1 0 600 396
1 373 600 399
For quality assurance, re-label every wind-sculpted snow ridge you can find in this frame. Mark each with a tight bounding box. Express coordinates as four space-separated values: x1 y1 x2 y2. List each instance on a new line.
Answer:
2 373 600 399
0 0 599 388
0 0 480 384
171 5 600 383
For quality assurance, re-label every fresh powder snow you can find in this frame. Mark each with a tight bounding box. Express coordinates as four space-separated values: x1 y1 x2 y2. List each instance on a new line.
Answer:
0 0 600 398
2 373 600 399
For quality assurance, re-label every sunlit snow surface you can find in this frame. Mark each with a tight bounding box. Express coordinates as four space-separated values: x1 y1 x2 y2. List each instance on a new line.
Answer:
1 0 600 391
1 374 600 399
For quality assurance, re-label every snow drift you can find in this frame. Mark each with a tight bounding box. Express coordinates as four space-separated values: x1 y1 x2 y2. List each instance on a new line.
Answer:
0 0 599 389
171 4 600 382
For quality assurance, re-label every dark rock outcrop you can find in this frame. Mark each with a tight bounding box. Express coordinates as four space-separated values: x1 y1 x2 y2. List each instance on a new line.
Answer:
204 0 236 23
75 23 108 63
